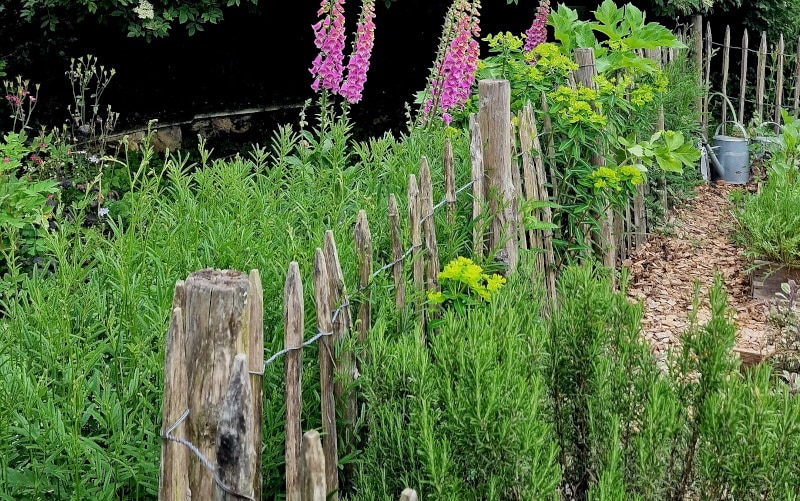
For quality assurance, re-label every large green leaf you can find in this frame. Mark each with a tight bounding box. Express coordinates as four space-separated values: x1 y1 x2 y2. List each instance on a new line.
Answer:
549 4 580 51
593 0 624 36
626 24 683 49
622 4 645 31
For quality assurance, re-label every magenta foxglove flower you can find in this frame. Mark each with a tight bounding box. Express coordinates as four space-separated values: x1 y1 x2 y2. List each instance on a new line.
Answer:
340 0 377 104
310 0 348 93
310 0 378 104
424 0 481 125
524 0 550 53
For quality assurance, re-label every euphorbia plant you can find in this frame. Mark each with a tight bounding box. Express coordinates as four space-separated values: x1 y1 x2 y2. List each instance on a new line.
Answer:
427 256 506 316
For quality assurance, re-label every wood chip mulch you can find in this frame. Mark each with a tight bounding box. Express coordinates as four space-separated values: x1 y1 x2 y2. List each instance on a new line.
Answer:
625 183 773 364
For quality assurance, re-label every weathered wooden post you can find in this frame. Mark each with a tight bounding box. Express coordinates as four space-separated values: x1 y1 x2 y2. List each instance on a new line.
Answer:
408 174 425 330
775 34 785 133
214 354 255 501
469 114 485 260
354 210 372 346
312 249 339 501
159 283 189 501
443 138 456 226
703 22 712 137
478 79 518 273
284 263 304 501
419 157 440 294
400 488 419 501
574 48 615 270
721 26 731 135
388 194 406 311
163 268 261 501
300 430 327 501
247 269 263 500
794 36 800 118
739 29 749 124
757 32 768 123
693 15 703 125
323 231 357 489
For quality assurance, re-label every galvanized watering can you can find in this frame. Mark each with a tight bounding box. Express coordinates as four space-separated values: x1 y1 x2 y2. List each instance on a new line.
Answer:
700 93 752 185
709 121 750 184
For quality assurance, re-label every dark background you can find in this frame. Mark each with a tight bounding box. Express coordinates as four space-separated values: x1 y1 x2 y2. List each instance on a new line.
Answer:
1 1 607 140
2 0 732 141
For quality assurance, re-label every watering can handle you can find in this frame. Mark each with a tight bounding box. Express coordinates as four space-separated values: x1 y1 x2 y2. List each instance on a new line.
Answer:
715 121 748 140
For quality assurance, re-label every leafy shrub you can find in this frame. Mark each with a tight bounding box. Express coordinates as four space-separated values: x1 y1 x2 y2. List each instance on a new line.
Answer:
734 176 800 265
20 0 259 39
355 260 561 500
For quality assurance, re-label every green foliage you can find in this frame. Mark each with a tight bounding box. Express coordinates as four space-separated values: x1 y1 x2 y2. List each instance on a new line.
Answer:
354 262 561 500
19 0 258 40
733 176 800 265
734 110 800 266
426 256 506 313
0 130 58 291
464 1 694 266
550 0 685 73
0 103 477 498
648 0 743 17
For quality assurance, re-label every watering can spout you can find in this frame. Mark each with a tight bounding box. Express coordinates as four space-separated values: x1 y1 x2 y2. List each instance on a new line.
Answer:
702 140 726 178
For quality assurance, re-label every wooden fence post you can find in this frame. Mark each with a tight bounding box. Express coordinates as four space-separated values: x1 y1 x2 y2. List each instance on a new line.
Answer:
323 231 356 489
775 34 785 132
469 114 485 260
443 138 456 226
388 194 406 311
721 25 731 134
419 157 440 293
739 29 749 124
703 22 712 138
312 249 339 501
575 48 615 270
518 104 540 255
693 15 703 126
400 488 419 501
757 32 767 123
159 282 189 501
247 270 263 500
478 79 518 273
300 430 327 501
214 354 255 501
182 269 254 499
354 210 372 345
284 262 304 501
540 91 557 199
511 126 527 251
794 35 800 118
408 174 425 331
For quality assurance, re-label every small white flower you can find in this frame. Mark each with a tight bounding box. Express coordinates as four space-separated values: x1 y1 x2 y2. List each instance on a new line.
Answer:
134 0 155 20
99 207 109 217
88 155 99 164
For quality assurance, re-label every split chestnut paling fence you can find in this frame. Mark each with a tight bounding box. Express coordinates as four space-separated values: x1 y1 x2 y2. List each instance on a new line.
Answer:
692 14 800 137
157 56 663 499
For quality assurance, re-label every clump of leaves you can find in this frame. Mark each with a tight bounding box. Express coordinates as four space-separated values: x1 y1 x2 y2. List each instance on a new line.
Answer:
427 256 506 314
